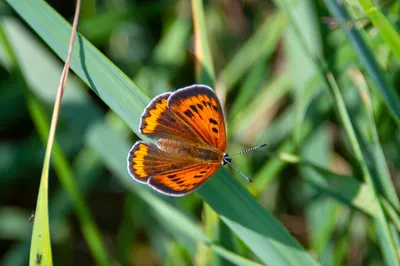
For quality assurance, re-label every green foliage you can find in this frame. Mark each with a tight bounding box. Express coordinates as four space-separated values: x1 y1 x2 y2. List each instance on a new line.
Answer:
1 0 400 265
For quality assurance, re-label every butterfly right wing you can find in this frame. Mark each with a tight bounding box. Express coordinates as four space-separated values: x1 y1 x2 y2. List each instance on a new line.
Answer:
167 85 227 152
128 141 220 196
139 92 203 143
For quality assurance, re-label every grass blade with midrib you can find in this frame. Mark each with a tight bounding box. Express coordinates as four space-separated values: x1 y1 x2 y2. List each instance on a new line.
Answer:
6 0 320 265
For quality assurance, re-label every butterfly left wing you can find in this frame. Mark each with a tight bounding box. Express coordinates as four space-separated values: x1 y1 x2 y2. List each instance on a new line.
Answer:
128 141 220 196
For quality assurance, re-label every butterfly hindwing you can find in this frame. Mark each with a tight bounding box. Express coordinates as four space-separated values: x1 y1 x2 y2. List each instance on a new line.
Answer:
128 141 220 196
149 163 220 196
128 141 195 183
168 85 227 151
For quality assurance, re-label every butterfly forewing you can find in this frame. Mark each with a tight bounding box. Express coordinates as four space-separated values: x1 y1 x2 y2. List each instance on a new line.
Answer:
168 85 227 151
139 92 203 143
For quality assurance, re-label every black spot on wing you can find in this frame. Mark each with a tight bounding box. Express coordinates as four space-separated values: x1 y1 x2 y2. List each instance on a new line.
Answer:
169 85 222 114
167 174 177 179
200 170 207 174
212 128 219 134
197 104 203 110
209 118 218 125
190 105 199 114
184 110 194 118
194 175 203 178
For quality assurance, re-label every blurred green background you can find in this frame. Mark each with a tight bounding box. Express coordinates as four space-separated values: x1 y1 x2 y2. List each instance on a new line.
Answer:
1 0 400 265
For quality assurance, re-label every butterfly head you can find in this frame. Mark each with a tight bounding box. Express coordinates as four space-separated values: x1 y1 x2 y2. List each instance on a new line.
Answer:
222 153 232 165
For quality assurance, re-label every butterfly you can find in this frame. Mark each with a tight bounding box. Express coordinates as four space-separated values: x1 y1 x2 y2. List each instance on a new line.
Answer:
127 85 265 196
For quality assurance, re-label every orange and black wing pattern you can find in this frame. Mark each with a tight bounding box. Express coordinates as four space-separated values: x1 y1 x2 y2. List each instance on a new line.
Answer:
139 92 203 144
128 85 226 196
168 85 227 151
148 163 220 196
128 141 220 196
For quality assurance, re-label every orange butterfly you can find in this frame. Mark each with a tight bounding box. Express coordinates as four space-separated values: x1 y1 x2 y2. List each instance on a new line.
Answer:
127 85 265 196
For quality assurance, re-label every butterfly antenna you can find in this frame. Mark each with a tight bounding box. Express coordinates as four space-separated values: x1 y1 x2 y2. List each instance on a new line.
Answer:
225 160 254 184
230 143 267 157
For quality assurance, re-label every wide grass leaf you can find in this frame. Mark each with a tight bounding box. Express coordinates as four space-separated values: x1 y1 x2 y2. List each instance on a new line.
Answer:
6 0 320 265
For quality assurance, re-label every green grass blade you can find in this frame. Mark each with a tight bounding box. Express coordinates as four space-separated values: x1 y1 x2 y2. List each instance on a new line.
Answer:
266 1 400 263
231 73 291 144
191 1 318 265
326 73 399 266
29 164 52 266
219 12 286 90
6 0 320 264
271 0 400 262
228 55 270 119
24 94 113 266
203 203 221 265
325 0 400 123
6 0 148 136
87 121 264 266
2 148 105 266
280 157 400 231
358 0 400 61
1 16 114 266
348 69 400 210
191 0 215 86
382 199 400 234
253 92 332 192
191 4 224 265
0 20 52 266
210 245 264 266
88 120 319 266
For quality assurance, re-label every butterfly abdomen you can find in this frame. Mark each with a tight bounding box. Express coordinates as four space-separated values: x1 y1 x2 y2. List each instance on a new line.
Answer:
157 138 181 153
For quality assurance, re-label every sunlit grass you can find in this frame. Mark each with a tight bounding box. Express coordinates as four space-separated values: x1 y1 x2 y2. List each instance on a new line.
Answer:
1 0 400 265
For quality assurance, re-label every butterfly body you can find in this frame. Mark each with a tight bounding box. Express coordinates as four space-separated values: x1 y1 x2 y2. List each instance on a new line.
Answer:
128 85 227 196
157 138 224 163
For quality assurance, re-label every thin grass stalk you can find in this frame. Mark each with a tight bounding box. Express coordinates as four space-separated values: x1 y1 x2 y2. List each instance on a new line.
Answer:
327 73 399 266
357 0 400 61
272 0 399 263
191 0 215 87
0 24 53 266
325 0 400 124
3 1 113 265
278 153 400 232
27 0 82 261
348 68 400 210
191 2 222 265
